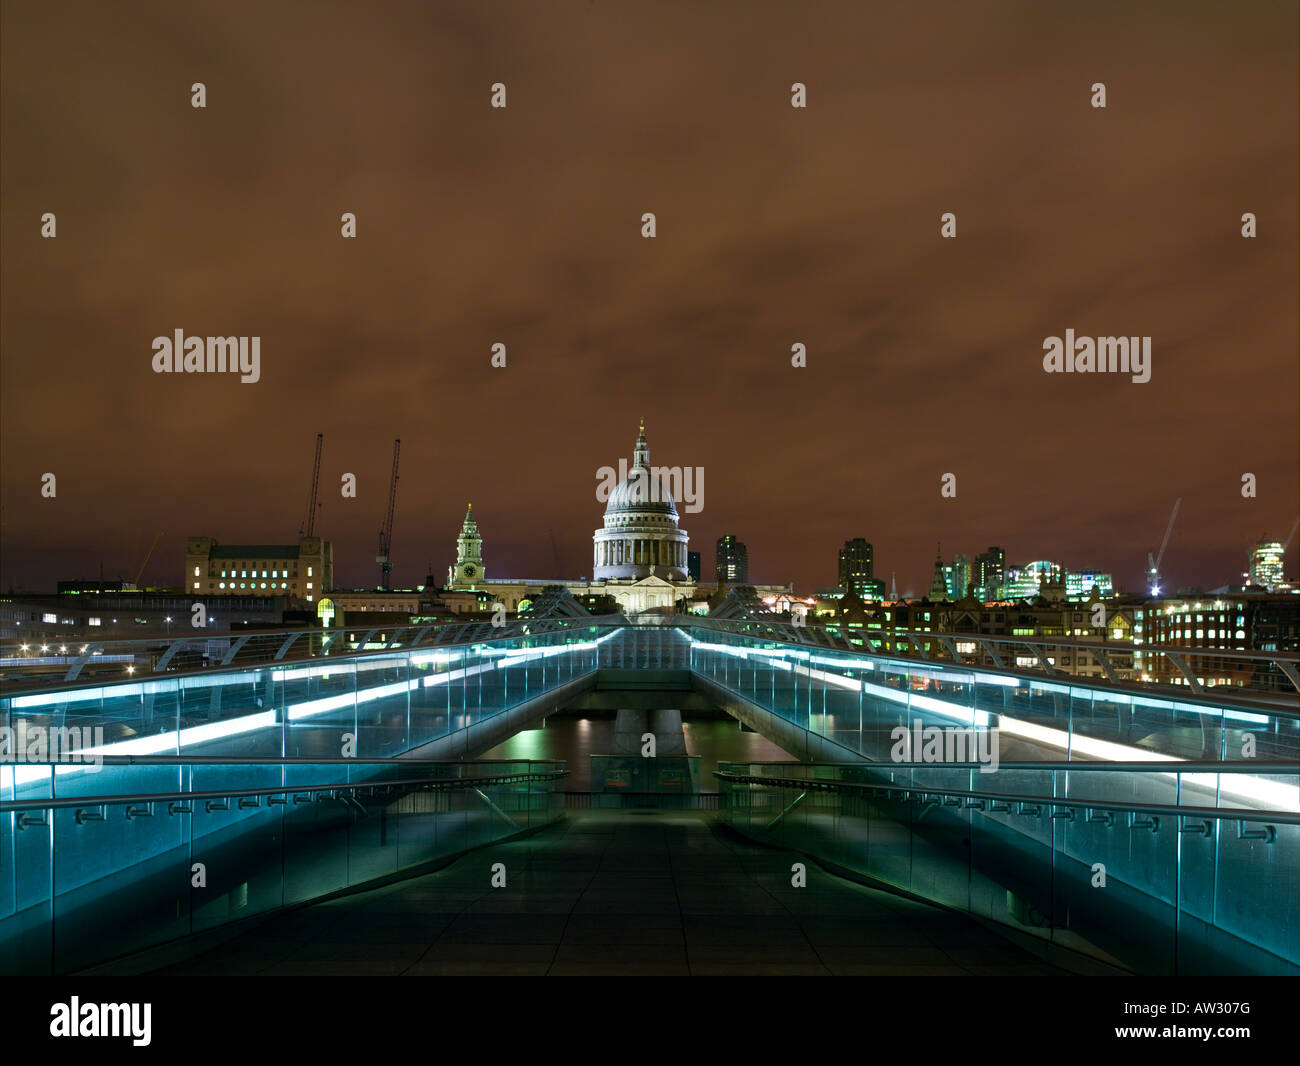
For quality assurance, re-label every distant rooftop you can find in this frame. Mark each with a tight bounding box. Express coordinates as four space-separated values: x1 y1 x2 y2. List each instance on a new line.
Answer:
207 545 301 559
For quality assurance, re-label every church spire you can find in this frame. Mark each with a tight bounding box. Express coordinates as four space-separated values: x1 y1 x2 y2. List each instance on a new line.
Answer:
634 419 649 468
450 504 484 587
929 544 951 602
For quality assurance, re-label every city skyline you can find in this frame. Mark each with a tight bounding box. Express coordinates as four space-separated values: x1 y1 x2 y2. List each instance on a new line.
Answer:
2 1 1296 598
7 455 1295 598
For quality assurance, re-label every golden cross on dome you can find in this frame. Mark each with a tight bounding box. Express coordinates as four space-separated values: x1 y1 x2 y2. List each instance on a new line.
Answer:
639 417 645 434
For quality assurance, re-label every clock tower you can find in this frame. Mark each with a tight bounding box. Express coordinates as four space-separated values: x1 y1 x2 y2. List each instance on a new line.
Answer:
449 504 485 587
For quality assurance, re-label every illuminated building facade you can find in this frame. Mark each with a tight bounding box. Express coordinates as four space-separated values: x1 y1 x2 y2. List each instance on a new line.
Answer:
185 536 332 602
1250 540 1285 590
973 546 1005 601
1065 568 1115 601
838 538 874 595
716 535 748 584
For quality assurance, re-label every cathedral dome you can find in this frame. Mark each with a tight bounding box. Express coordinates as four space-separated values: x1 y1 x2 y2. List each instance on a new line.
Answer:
603 420 678 517
605 468 678 518
593 420 689 582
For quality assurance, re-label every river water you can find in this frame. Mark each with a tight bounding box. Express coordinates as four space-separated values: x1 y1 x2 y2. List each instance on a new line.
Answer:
478 713 793 791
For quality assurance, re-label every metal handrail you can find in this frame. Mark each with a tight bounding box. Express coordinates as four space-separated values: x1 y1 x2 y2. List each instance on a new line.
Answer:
683 619 1300 704
714 760 1300 773
693 618 1297 664
6 613 1298 705
13 755 567 766
0 613 626 692
712 769 1300 824
0 768 570 814
686 615 1300 662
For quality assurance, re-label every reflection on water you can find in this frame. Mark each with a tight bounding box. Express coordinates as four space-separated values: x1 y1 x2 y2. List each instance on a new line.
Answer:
478 714 793 791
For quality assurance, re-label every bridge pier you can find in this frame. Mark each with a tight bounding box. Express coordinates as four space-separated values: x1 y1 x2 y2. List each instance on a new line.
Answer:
613 708 686 754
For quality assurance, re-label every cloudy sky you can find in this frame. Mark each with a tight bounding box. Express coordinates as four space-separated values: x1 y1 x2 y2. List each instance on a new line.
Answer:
2 0 1296 596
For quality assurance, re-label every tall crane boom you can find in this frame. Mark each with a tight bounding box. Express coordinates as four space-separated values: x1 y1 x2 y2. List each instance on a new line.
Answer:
1146 497 1181 595
376 438 401 589
134 532 163 587
300 433 324 538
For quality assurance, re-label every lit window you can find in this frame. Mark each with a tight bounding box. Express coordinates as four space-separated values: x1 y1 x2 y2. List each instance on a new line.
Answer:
220 582 226 589
308 567 314 577
307 582 313 590
89 617 101 626
262 570 268 578
307 595 314 602
193 583 199 590
42 612 57 623
261 582 267 588
194 566 200 577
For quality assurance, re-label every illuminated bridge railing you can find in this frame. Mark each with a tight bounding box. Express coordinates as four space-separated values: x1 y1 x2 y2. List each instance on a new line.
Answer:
8 613 1293 699
1 627 616 766
0 613 627 688
686 626 1300 764
1 757 566 976
685 615 1300 696
716 760 1300 976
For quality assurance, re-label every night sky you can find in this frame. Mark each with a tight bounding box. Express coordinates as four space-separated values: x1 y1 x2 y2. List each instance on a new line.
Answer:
2 1 1296 596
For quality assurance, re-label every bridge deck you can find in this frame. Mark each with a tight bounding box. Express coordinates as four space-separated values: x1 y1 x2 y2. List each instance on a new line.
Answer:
144 809 1068 976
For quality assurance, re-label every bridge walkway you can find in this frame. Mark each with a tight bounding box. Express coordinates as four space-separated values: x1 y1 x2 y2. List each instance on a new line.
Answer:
143 809 1067 977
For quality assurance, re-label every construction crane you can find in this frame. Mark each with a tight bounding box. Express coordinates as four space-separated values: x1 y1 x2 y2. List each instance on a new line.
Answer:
376 438 401 589
1146 497 1181 596
299 433 324 538
1285 516 1300 554
133 532 163 588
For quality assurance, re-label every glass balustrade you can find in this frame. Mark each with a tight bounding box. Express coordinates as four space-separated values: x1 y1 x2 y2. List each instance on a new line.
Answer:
716 760 1300 975
1 758 565 975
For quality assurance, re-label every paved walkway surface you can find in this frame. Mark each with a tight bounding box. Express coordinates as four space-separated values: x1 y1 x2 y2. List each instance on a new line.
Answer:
154 810 1069 976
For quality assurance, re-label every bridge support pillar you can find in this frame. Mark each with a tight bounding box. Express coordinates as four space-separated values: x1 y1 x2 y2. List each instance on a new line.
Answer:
613 709 648 754
614 708 686 754
651 708 686 754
